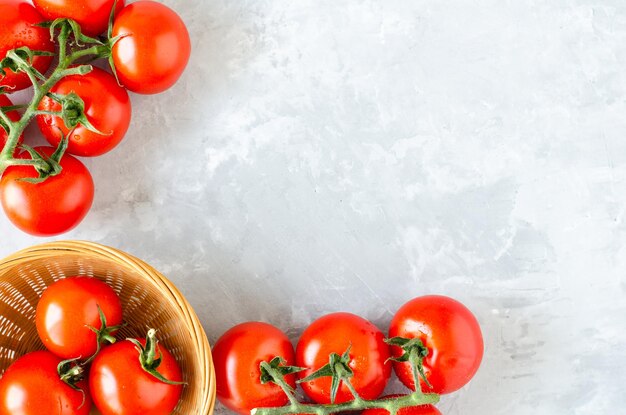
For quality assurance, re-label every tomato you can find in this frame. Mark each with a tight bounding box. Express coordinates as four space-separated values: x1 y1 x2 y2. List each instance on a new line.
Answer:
389 295 483 395
0 1 54 92
111 1 191 94
89 333 183 415
213 322 297 415
361 395 442 415
296 313 391 404
0 351 91 415
33 0 125 37
0 94 22 149
0 146 94 236
37 66 132 157
36 276 123 360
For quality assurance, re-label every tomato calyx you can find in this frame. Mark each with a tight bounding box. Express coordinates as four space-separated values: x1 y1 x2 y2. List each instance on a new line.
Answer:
297 346 357 404
40 18 104 48
57 357 88 408
47 90 107 136
0 47 54 84
84 304 126 363
385 337 432 392
126 329 186 386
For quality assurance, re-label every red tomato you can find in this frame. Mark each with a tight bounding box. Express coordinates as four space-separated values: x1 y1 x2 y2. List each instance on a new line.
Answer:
89 336 183 415
389 295 484 395
296 313 391 404
0 94 22 149
0 1 54 91
36 276 123 360
0 146 94 236
37 67 132 157
361 395 442 415
111 1 191 94
0 351 91 415
33 0 125 37
213 322 297 415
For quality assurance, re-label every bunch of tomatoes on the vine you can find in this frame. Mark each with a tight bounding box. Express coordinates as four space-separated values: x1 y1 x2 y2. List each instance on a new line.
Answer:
0 0 191 236
0 276 184 415
213 295 484 415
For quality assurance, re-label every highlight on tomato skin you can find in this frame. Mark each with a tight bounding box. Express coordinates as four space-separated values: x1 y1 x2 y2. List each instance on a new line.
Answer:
212 321 297 415
0 0 55 92
389 295 484 395
111 1 191 94
296 312 392 404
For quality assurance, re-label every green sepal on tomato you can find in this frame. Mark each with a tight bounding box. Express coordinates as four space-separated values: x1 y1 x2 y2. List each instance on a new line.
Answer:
37 66 132 157
296 312 391 404
89 329 184 415
0 0 54 91
33 0 125 37
0 351 92 415
0 146 94 236
213 322 297 415
35 276 124 360
111 1 191 94
389 295 484 395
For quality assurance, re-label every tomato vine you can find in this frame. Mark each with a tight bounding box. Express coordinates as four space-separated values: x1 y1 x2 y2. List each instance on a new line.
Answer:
0 19 114 180
252 340 440 415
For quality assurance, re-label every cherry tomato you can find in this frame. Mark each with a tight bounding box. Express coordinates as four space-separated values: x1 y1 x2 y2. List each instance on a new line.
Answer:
0 351 91 415
389 295 484 395
33 0 125 37
36 276 123 360
0 146 94 236
213 322 297 415
0 94 22 149
37 67 132 157
89 335 183 415
0 1 54 91
361 395 442 415
296 313 391 404
111 1 191 94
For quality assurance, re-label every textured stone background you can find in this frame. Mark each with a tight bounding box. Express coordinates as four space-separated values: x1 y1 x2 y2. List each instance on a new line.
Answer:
2 1 626 414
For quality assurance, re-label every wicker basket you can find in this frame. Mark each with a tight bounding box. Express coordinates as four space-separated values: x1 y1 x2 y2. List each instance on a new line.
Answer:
0 240 216 415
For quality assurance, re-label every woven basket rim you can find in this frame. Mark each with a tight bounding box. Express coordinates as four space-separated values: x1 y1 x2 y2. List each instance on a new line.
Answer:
0 240 216 414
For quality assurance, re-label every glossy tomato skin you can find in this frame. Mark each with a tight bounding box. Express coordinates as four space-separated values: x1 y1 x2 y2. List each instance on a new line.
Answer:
0 94 22 149
389 295 484 395
35 276 123 360
0 146 94 236
89 338 183 415
361 395 441 415
37 67 132 157
0 351 92 415
296 312 391 404
213 322 296 415
0 1 54 91
33 0 125 37
111 1 191 94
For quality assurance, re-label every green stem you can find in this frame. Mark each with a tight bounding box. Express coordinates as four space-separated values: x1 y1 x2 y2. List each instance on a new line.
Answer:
259 361 300 407
0 34 98 176
252 392 440 415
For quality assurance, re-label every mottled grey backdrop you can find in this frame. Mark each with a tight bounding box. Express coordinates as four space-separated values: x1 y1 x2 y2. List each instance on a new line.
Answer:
2 1 626 414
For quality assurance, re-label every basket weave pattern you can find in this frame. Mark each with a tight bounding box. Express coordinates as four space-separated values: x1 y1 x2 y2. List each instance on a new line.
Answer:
0 241 215 415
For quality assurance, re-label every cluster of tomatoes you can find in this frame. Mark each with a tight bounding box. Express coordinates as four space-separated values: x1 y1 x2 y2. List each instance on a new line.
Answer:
0 276 183 415
213 295 484 415
0 0 190 236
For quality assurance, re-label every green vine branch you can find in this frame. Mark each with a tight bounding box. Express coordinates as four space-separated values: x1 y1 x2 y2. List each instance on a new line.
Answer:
0 18 113 178
252 339 440 415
